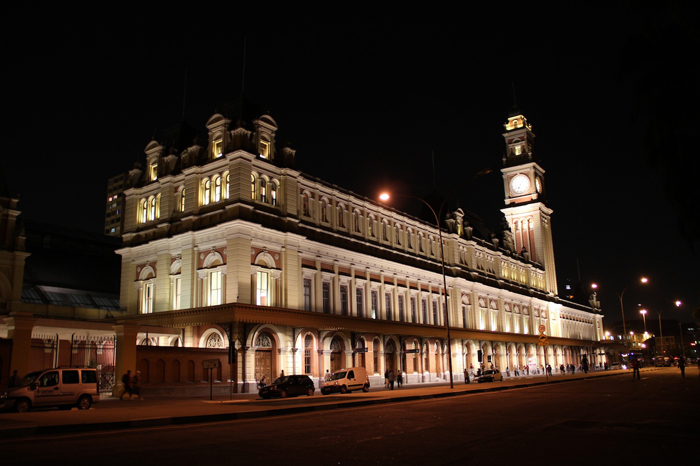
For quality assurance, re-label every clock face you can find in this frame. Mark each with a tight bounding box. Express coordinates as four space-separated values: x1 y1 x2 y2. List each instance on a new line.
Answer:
535 176 542 193
510 174 531 195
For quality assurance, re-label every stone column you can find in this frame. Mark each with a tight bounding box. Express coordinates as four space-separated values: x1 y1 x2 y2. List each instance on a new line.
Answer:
5 311 35 376
113 322 140 393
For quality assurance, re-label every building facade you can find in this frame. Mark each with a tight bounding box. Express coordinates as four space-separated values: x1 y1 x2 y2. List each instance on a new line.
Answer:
109 104 606 391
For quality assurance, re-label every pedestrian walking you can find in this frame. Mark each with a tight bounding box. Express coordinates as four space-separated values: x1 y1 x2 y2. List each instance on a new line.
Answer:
384 370 389 388
131 370 144 400
388 370 395 390
677 357 685 378
120 370 132 400
464 368 470 384
397 371 403 388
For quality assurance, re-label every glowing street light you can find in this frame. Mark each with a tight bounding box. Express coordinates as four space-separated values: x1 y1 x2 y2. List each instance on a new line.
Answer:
640 309 647 333
591 277 648 348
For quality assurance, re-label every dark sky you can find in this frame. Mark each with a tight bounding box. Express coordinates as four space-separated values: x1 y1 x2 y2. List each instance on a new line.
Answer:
4 4 698 326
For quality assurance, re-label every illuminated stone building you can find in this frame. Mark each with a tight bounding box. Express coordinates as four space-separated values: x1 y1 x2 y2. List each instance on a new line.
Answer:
108 103 607 391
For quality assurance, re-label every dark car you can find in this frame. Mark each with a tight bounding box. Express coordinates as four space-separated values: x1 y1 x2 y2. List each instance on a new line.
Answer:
258 375 315 399
476 369 503 383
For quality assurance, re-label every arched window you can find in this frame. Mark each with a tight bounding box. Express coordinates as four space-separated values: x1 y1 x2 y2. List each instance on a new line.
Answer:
178 187 186 212
373 339 380 375
320 199 328 222
251 174 257 200
302 192 310 217
224 172 230 199
270 182 278 206
337 205 345 228
214 175 221 202
202 178 211 205
395 225 401 245
304 335 313 374
260 178 267 203
148 196 156 221
140 198 148 223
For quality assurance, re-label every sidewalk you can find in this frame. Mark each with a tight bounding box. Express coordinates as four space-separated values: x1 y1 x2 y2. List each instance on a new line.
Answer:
0 369 637 439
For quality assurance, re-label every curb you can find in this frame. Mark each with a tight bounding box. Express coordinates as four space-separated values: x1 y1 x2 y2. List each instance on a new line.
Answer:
1 371 631 439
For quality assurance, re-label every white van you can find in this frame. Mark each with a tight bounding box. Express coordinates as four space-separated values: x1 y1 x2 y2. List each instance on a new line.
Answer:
321 367 370 395
1 367 101 412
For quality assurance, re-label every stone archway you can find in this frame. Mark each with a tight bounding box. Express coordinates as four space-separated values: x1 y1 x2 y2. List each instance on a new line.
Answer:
507 343 518 372
330 336 344 373
254 332 274 383
384 340 396 374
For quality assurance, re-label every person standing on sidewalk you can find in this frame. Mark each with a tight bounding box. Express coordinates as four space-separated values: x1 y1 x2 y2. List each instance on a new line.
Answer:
388 370 395 390
631 358 640 380
464 368 470 384
396 371 403 388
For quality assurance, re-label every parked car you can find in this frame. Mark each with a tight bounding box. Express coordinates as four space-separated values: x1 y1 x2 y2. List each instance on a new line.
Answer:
258 375 315 399
0 367 100 412
610 362 626 370
476 369 503 383
321 367 370 395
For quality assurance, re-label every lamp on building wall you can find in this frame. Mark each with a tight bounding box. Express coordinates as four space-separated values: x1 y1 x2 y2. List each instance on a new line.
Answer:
591 277 648 348
379 168 492 389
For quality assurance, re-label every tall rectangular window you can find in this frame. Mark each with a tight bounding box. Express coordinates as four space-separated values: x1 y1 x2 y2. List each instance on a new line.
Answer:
411 297 417 323
303 279 312 311
255 270 268 306
432 301 439 325
422 299 427 324
462 305 467 329
398 295 405 322
340 285 348 316
304 336 312 374
171 276 181 311
323 282 331 313
141 282 154 314
209 270 223 306
356 288 364 318
385 293 392 321
371 291 378 319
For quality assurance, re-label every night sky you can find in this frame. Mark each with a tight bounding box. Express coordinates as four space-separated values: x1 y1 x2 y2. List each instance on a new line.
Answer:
4 4 698 326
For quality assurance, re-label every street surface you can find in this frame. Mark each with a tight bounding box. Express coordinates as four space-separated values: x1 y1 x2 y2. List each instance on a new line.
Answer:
2 367 697 465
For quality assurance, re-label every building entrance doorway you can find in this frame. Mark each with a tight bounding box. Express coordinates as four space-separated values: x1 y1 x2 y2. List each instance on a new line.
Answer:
385 340 395 374
254 332 274 383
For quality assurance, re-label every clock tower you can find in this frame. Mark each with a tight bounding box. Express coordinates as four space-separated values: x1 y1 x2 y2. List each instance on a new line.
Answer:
500 107 558 295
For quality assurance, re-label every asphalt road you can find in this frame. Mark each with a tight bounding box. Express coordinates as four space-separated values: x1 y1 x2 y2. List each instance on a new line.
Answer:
2 368 697 465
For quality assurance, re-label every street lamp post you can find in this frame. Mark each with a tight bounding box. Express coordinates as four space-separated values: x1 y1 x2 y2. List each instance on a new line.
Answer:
379 169 491 389
591 277 648 348
640 309 647 333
